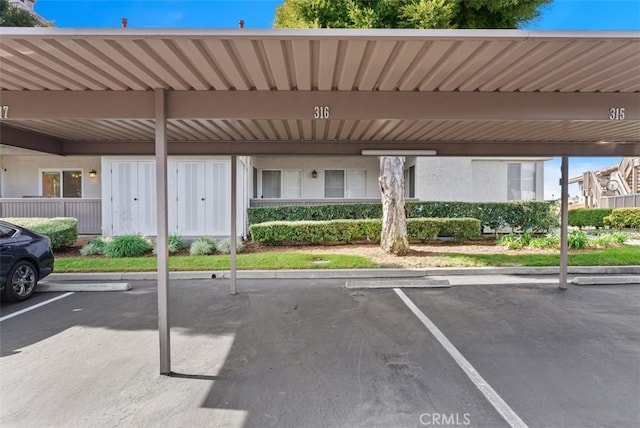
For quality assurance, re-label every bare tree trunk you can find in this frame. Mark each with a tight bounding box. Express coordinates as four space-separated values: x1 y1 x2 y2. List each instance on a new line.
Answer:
379 156 409 255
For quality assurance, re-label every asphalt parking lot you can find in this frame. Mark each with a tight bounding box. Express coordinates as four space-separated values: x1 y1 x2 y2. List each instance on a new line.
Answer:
1 279 639 428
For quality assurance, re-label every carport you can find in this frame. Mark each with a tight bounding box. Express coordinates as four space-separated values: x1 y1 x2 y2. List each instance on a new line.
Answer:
0 28 638 374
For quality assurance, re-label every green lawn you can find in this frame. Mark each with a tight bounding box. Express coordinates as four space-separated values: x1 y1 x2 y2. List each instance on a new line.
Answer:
53 246 639 272
402 246 640 268
55 252 378 272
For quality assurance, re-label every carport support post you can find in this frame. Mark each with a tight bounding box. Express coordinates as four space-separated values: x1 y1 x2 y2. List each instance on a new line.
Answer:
155 88 171 373
559 156 569 290
230 155 237 294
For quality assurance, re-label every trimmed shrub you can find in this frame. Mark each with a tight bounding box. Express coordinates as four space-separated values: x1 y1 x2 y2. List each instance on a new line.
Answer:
248 203 382 225
80 236 109 256
216 238 245 254
248 201 555 234
104 235 152 258
604 208 640 230
568 208 613 229
249 218 481 245
190 237 216 256
2 217 78 250
568 230 588 249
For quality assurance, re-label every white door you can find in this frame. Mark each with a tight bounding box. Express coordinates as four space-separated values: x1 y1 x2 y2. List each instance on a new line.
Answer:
110 161 156 236
137 162 157 236
207 161 230 235
111 161 137 235
176 161 207 236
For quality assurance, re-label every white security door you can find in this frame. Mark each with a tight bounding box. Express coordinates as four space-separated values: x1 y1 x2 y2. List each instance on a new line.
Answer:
206 161 230 235
176 161 207 236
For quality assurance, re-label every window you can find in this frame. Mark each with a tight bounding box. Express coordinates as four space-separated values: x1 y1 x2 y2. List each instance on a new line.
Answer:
325 170 344 198
41 169 82 198
261 170 281 198
325 170 366 198
252 167 258 198
404 166 415 198
507 163 536 201
261 170 302 198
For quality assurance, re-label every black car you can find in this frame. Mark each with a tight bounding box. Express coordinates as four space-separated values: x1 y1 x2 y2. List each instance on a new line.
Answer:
0 221 54 302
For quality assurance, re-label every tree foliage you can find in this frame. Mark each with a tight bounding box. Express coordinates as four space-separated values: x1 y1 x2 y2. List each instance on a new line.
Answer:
274 0 550 30
0 0 39 27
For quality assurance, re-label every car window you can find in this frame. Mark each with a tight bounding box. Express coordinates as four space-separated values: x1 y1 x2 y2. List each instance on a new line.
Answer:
0 224 18 239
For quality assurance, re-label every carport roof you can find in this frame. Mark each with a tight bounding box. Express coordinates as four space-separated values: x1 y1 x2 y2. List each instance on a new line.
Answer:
0 28 639 156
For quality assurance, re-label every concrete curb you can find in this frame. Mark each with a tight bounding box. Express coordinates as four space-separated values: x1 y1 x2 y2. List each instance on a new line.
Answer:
47 266 640 281
38 282 132 292
346 279 451 289
572 276 640 286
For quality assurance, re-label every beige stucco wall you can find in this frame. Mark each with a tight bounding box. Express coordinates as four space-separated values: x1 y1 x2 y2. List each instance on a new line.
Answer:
0 155 101 198
252 156 381 199
415 157 546 202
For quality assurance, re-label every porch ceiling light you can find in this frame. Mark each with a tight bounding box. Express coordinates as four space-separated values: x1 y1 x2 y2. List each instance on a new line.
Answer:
361 150 437 156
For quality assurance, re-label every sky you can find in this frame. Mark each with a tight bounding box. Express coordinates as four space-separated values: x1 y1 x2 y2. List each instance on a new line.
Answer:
34 0 640 200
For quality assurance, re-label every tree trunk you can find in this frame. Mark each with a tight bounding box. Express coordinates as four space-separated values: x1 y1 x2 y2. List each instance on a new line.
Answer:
379 156 409 256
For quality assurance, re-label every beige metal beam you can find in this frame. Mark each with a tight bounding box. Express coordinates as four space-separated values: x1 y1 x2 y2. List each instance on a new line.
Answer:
60 140 640 157
168 91 640 121
230 155 237 295
1 90 638 121
559 156 569 290
0 124 64 154
155 88 171 375
0 91 154 119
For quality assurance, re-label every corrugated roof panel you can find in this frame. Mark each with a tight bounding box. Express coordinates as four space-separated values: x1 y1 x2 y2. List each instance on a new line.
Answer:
376 40 424 91
395 40 448 91
357 40 397 91
336 40 368 90
420 40 486 91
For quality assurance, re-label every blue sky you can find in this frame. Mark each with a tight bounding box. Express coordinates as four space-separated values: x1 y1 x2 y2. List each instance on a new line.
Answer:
35 0 639 200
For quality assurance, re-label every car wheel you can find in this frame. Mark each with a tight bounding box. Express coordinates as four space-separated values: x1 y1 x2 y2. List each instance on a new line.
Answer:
4 261 38 302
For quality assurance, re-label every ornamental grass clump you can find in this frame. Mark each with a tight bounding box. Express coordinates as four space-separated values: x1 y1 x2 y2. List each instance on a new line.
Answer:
152 234 186 255
216 238 244 254
190 236 216 255
104 235 152 258
80 236 110 256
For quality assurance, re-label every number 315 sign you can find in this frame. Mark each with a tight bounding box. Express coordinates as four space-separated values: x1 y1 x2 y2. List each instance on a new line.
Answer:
609 107 625 120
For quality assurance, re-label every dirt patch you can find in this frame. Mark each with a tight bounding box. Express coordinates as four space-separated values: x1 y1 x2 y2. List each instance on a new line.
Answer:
241 240 555 268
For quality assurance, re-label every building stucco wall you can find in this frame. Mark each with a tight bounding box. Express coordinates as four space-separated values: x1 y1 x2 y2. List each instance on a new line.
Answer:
415 157 546 202
252 156 381 199
0 155 101 198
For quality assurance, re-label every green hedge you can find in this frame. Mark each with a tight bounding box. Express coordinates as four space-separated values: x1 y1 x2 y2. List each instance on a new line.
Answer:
248 203 382 224
604 208 640 230
249 218 481 245
248 201 555 233
2 217 78 250
568 208 613 228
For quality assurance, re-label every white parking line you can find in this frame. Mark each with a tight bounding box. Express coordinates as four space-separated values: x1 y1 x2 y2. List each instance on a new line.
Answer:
0 292 75 322
394 288 529 428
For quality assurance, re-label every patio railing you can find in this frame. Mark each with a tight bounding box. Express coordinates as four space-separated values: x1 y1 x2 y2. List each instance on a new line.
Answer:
0 198 102 234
